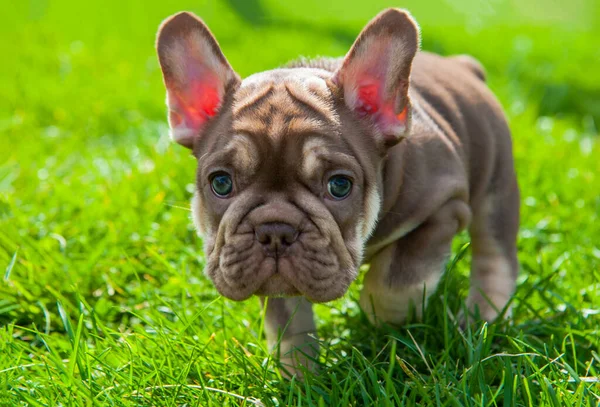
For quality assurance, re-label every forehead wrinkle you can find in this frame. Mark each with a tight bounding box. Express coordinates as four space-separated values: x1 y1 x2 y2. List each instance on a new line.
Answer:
286 117 334 137
284 82 339 125
232 82 274 116
223 133 260 175
232 115 269 135
300 136 362 182
231 74 339 140
233 93 332 140
200 133 262 177
267 111 288 139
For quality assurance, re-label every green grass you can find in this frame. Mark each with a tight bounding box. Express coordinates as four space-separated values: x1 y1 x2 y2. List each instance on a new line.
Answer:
1 0 600 405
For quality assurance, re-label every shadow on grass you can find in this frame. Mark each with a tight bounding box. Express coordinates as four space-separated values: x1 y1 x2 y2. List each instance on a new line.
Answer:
225 0 357 45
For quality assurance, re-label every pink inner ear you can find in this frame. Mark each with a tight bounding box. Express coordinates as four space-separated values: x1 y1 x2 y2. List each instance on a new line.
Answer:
167 58 224 132
173 79 221 130
188 79 221 118
355 80 407 126
356 83 381 116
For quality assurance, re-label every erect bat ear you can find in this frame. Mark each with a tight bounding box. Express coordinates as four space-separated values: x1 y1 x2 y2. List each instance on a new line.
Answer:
156 12 240 148
332 8 420 148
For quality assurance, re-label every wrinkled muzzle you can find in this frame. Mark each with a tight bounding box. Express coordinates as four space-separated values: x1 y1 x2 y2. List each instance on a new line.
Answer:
204 199 359 303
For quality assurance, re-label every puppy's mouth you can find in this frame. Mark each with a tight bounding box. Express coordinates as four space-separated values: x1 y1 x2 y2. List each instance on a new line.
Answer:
206 220 357 303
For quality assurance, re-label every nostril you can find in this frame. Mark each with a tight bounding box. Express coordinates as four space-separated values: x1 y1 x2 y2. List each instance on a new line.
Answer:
254 222 298 255
256 231 271 245
281 230 299 246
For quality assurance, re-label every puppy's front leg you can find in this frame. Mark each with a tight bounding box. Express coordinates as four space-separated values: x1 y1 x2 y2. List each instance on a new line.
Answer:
260 297 318 377
360 199 471 325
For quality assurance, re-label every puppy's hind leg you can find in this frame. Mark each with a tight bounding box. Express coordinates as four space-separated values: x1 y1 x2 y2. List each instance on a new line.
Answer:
467 178 520 322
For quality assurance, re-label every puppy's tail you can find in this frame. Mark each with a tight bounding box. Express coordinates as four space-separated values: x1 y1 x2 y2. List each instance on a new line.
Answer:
451 54 486 82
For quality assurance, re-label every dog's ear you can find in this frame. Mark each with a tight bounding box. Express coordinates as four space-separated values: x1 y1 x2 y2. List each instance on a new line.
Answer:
156 12 240 148
332 9 420 148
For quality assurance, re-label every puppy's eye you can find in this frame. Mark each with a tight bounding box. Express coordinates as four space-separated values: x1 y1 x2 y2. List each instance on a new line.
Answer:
327 175 352 200
210 172 233 197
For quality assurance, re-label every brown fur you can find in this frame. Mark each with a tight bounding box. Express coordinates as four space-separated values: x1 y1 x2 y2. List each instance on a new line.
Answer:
156 8 520 376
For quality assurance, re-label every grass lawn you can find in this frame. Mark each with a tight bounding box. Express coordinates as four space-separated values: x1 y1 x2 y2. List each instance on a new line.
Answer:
2 0 600 405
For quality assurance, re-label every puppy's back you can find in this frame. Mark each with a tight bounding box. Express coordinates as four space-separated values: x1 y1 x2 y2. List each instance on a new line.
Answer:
410 52 514 208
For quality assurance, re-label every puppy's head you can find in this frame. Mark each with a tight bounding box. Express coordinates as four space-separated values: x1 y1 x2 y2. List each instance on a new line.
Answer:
156 9 420 302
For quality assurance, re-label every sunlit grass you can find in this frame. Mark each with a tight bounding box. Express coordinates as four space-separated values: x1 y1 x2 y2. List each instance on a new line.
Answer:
1 0 599 405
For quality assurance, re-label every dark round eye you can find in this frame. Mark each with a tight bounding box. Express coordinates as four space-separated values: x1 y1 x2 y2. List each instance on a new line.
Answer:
210 173 233 197
327 175 352 199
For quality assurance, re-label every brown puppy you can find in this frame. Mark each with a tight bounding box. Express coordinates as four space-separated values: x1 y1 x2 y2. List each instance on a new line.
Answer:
156 9 519 376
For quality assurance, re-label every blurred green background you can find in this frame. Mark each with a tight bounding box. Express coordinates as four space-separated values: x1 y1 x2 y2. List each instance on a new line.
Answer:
1 0 599 405
3 0 600 130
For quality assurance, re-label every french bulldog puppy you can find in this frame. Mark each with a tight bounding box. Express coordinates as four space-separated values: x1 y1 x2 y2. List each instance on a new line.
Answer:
156 8 519 376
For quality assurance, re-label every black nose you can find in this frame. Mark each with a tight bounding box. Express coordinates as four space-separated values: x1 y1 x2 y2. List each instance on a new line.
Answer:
255 222 298 256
